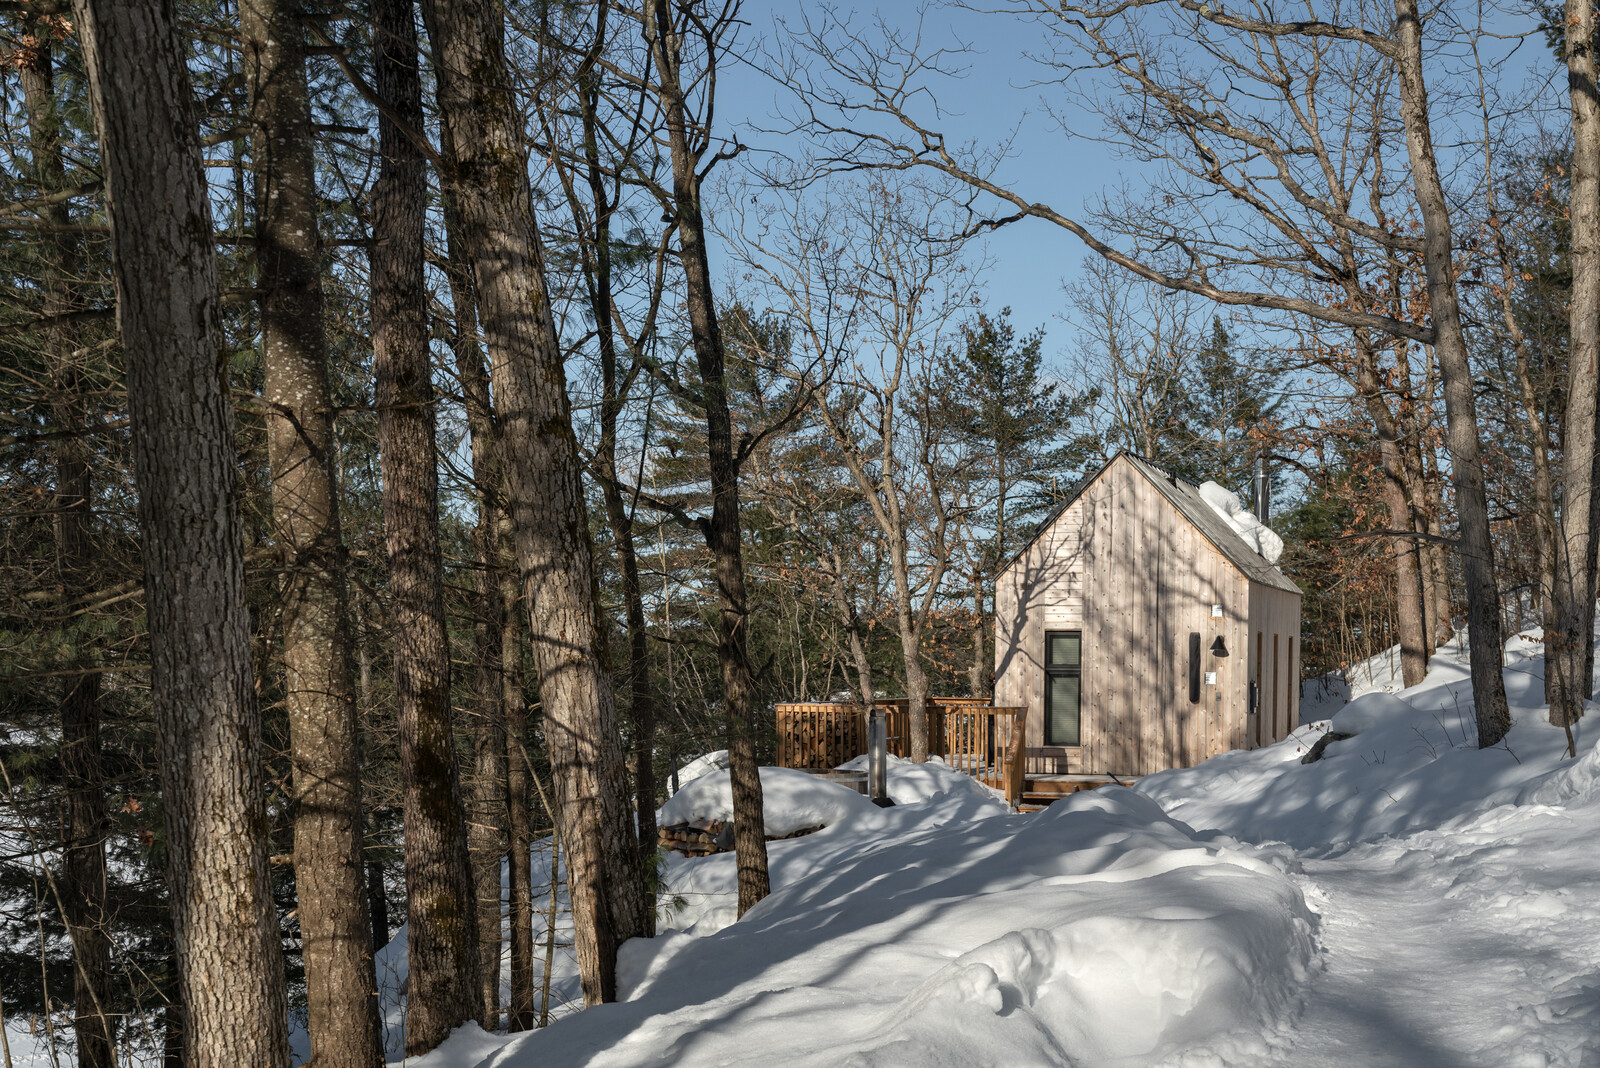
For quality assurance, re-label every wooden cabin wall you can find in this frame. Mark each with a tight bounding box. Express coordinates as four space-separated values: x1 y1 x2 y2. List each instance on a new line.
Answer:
994 488 1084 725
996 455 1258 778
1245 583 1303 746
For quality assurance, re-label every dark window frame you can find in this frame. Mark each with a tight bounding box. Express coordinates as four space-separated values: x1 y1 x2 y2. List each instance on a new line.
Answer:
1044 630 1082 747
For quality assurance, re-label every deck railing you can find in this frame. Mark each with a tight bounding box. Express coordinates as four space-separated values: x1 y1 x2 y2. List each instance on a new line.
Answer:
774 698 994 768
775 699 1028 805
942 705 1028 806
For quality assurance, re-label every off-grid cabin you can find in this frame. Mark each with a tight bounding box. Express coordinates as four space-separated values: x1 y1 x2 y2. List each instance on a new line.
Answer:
994 453 1302 782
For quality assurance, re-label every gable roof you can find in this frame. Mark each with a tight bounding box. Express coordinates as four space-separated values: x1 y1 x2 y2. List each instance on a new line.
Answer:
998 452 1302 596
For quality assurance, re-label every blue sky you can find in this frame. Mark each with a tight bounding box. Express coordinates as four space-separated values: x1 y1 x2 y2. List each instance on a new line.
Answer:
723 0 1122 357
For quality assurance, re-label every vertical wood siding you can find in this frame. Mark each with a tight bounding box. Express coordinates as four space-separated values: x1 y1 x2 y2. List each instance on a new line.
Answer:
1246 582 1303 745
995 455 1300 775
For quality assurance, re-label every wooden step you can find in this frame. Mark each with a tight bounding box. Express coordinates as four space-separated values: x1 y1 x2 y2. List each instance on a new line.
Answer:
1023 778 1110 797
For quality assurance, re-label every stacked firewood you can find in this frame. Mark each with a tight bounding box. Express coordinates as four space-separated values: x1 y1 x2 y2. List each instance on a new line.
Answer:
658 820 727 857
658 820 827 857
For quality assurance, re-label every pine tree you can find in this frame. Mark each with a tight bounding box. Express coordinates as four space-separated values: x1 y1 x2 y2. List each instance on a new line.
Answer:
72 1 291 1063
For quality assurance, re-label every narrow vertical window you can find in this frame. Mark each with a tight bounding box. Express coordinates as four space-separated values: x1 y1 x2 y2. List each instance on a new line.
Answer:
1188 632 1202 704
1272 633 1281 741
1287 636 1296 733
1045 630 1081 746
1255 631 1264 746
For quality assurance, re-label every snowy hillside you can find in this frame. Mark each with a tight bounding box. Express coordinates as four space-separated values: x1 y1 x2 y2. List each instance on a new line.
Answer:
419 627 1592 1068
22 631 1590 1067
1139 629 1582 849
433 788 1317 1067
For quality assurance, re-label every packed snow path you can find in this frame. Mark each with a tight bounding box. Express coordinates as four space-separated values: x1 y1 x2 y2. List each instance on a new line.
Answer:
1136 630 1600 1067
1269 806 1600 1068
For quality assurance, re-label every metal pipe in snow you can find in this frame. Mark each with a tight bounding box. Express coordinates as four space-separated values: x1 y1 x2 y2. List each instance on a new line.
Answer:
867 709 891 806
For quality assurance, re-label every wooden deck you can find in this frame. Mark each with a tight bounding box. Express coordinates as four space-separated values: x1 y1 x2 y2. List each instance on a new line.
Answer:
774 700 1030 806
772 700 1143 810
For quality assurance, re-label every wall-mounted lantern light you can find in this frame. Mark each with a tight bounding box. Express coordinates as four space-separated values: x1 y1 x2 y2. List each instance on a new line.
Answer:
1211 636 1229 657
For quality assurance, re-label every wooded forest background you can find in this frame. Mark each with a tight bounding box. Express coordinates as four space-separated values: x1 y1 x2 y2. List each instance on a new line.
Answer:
1 0 1595 1065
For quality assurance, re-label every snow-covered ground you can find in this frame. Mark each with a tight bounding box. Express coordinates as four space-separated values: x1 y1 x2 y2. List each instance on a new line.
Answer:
1130 628 1600 1066
13 628 1600 1067
434 789 1316 1067
417 627 1600 1068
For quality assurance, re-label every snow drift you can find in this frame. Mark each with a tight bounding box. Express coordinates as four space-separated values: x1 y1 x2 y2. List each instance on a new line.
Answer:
486 788 1316 1067
659 755 1008 934
1136 628 1595 850
658 764 875 838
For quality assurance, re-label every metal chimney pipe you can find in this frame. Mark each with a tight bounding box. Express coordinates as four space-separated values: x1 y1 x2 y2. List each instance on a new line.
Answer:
866 707 893 806
1254 453 1270 522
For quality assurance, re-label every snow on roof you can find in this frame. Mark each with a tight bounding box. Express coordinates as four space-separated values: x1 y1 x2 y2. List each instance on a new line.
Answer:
1197 479 1285 564
999 452 1300 595
1122 454 1298 593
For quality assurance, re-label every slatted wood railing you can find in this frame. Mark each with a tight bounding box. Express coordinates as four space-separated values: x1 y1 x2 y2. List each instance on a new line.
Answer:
774 698 991 767
942 706 1028 806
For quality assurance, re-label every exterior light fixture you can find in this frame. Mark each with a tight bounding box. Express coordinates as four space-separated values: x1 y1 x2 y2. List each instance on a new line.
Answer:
1211 636 1229 657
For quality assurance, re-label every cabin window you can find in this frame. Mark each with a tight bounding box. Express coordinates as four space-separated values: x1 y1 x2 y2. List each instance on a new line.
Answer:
1045 630 1081 746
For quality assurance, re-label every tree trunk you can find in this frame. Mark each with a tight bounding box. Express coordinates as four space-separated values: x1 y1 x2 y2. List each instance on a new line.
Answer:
1392 0 1511 745
1553 0 1600 730
1351 334 1428 687
372 0 484 1051
353 599 391 956
883 523 932 762
422 0 647 1002
597 474 657 916
242 0 383 1060
898 620 932 761
72 3 290 1065
468 525 507 1026
438 134 509 1026
365 849 389 955
15 26 114 1067
502 567 536 1032
646 0 771 914
575 54 659 916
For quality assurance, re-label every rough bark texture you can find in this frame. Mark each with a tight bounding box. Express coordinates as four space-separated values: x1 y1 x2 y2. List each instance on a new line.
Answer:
501 566 537 1032
16 27 114 1066
1352 335 1428 688
1392 0 1512 746
372 0 484 1051
445 198 510 1025
241 0 383 1060
646 0 771 913
422 0 648 1002
1554 0 1600 729
467 507 507 1026
71 2 291 1065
